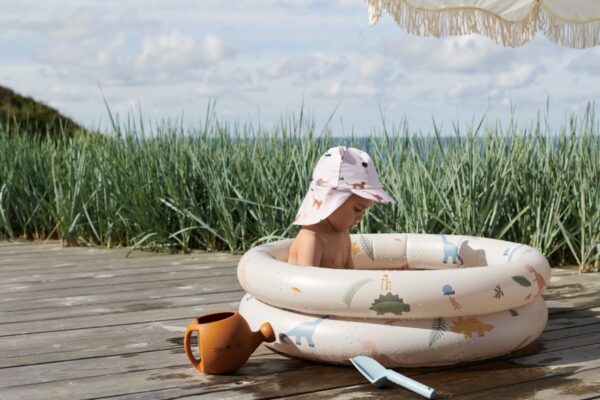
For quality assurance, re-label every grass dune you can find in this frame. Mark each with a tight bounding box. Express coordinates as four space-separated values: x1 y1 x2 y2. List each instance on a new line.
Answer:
0 106 598 271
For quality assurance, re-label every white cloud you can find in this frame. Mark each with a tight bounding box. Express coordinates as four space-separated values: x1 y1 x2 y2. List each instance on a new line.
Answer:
261 56 318 79
443 81 494 104
492 64 537 89
135 32 234 77
357 56 401 83
3 8 154 40
194 67 265 97
317 81 379 98
48 85 89 103
34 28 236 86
567 49 600 75
381 35 509 73
260 54 350 85
447 82 464 98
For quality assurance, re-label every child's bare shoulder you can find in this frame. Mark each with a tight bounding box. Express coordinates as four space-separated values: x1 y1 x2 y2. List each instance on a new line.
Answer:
293 228 325 247
288 228 326 266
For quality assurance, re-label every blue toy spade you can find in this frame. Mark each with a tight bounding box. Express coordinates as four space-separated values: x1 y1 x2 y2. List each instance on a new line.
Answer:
350 356 436 399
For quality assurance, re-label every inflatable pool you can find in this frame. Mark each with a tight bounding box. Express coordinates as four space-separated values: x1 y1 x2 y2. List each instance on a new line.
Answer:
237 233 551 367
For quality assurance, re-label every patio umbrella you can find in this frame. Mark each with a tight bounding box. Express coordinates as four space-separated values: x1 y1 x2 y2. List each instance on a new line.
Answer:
366 0 600 48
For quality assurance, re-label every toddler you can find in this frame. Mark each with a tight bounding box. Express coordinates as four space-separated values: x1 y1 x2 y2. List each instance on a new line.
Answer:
288 146 394 268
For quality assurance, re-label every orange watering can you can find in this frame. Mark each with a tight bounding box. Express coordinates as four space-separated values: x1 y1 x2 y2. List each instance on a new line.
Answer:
184 311 275 374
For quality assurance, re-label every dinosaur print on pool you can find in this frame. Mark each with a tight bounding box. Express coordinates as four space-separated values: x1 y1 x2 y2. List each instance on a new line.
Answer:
526 265 547 296
369 292 411 315
441 235 464 265
279 315 329 347
451 317 494 339
361 339 396 366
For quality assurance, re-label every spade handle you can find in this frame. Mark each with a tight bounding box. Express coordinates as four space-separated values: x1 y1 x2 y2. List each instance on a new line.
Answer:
386 370 436 399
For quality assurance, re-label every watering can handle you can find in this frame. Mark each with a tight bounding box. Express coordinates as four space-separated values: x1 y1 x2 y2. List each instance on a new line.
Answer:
184 321 201 370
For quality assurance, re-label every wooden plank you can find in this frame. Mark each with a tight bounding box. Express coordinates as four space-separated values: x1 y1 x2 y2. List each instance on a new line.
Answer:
0 240 63 247
0 267 238 294
0 256 238 275
0 283 240 313
0 345 278 389
0 289 245 324
0 248 138 267
546 272 600 298
0 287 244 336
0 272 239 304
545 307 600 332
0 257 238 281
0 249 239 273
283 367 600 400
457 367 600 399
0 328 275 370
0 262 238 290
0 247 240 262
546 292 600 314
0 354 310 400
549 268 580 276
540 319 600 341
0 314 276 369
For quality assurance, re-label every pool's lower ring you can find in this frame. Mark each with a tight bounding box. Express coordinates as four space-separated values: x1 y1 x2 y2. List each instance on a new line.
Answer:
239 293 548 367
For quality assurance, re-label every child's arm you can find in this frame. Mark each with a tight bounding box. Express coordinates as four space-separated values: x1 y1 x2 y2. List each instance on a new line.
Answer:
290 233 323 267
344 234 355 269
344 255 355 269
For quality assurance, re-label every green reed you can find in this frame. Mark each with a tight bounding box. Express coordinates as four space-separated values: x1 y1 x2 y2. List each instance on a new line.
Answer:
0 105 598 271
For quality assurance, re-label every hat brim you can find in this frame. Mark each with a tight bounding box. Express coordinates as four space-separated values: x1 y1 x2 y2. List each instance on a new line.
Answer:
292 188 353 226
293 186 394 226
351 188 395 204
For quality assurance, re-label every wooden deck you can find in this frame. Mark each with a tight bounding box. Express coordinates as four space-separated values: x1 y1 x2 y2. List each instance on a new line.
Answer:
0 241 599 400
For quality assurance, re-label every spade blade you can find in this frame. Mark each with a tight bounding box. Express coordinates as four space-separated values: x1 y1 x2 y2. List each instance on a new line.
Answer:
349 356 436 399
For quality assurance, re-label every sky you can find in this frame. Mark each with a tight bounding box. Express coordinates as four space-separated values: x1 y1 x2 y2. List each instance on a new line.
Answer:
1 0 599 135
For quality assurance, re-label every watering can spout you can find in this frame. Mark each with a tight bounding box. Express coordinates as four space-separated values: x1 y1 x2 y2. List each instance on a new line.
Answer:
249 322 275 357
255 322 276 347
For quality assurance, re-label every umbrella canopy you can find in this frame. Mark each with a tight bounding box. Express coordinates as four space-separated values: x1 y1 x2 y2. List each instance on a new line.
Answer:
366 0 600 48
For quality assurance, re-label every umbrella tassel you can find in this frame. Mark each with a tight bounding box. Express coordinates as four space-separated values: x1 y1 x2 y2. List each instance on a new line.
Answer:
365 0 599 49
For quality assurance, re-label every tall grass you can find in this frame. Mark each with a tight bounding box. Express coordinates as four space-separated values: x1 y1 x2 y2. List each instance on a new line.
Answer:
0 105 598 271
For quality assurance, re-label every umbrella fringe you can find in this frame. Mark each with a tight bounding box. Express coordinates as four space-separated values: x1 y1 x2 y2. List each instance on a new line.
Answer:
539 7 600 49
367 0 600 49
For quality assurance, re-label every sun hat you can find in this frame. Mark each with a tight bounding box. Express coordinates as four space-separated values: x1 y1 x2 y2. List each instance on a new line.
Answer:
293 146 394 226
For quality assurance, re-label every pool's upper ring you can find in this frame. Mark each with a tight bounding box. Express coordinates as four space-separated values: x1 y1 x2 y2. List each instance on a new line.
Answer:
237 233 551 319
